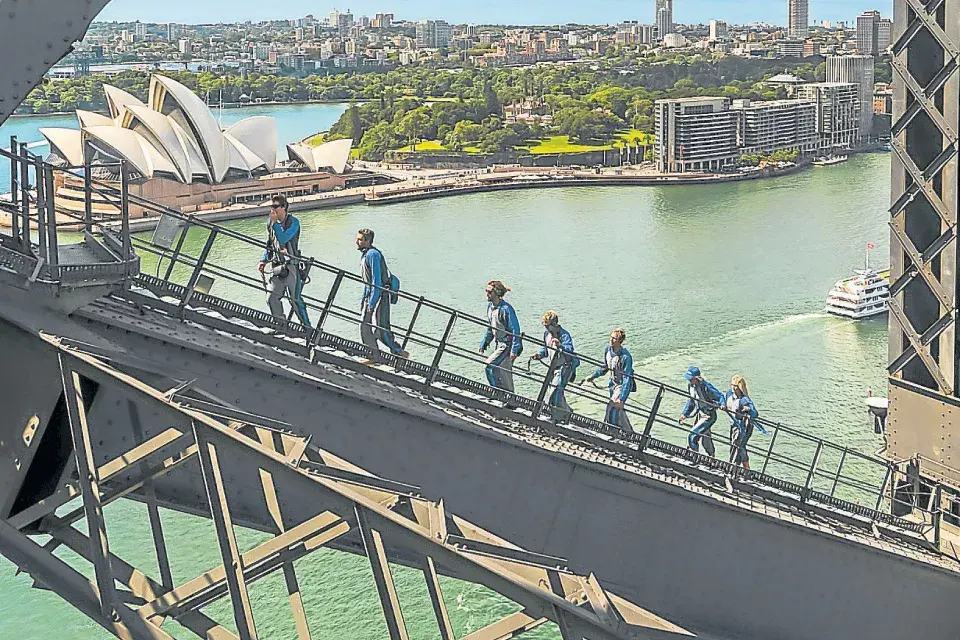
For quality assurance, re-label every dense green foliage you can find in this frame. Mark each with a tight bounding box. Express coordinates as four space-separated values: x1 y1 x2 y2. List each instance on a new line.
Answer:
20 53 893 162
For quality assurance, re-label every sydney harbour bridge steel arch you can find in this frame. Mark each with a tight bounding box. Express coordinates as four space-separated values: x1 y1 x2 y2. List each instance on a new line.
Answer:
887 0 960 488
1 1 960 640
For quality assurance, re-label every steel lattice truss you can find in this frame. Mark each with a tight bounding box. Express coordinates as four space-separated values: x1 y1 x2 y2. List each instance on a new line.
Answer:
889 0 960 394
0 336 692 640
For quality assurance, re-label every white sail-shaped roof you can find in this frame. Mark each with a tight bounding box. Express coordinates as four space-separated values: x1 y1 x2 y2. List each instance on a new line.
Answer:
224 134 268 174
39 128 84 166
225 117 277 171
77 109 114 129
47 75 283 185
121 104 196 183
149 75 230 183
287 139 353 174
83 126 179 180
103 85 146 121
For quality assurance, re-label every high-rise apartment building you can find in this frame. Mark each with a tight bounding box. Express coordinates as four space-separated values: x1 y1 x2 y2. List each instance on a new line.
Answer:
857 10 881 55
827 55 875 137
709 20 728 41
655 0 674 40
134 21 146 40
416 20 452 49
795 83 861 150
655 97 740 173
877 18 892 51
788 0 809 39
732 99 818 157
165 23 179 42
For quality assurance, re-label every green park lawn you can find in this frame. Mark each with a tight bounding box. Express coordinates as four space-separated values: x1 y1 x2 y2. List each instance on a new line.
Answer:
394 139 446 152
304 132 325 147
390 130 655 156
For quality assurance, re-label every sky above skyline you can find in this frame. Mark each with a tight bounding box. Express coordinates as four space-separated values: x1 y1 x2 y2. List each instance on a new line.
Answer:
96 0 894 27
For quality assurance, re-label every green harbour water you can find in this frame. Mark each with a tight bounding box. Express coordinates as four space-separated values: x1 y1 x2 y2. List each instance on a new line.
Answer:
0 106 893 638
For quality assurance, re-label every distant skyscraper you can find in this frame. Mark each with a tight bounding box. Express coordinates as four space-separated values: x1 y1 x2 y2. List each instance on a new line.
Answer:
857 10 881 55
134 20 146 40
416 20 452 49
788 0 809 39
709 20 728 41
165 23 179 42
877 17 892 51
655 0 674 40
827 55 875 137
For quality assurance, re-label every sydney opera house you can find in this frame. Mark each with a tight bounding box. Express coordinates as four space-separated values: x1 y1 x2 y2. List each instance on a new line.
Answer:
39 75 354 217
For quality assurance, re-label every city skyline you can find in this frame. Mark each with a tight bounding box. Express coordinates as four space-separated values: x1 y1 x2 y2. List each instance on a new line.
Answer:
96 0 893 27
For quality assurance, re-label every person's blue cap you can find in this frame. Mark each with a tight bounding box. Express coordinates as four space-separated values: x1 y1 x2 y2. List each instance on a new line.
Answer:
684 366 701 381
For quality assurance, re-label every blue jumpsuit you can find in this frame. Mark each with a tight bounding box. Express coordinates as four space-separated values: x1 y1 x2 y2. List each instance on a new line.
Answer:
360 246 402 360
480 300 523 391
262 215 311 328
682 379 724 456
589 346 635 432
536 326 580 419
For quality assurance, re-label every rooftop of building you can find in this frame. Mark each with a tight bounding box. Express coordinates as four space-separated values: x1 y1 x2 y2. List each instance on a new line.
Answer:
654 96 730 105
733 98 817 109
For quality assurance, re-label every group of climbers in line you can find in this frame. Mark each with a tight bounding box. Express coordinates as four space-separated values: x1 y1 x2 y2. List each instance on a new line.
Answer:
680 367 768 469
258 215 764 468
477 284 764 469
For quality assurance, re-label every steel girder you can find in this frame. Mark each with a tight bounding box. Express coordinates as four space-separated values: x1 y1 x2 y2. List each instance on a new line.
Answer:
0 334 694 640
0 1 113 126
887 0 960 472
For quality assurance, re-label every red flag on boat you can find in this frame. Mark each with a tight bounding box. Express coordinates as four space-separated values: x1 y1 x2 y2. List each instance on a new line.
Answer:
867 242 876 249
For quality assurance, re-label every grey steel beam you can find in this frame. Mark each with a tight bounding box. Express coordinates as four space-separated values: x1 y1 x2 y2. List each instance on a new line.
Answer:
59 356 121 620
192 421 260 640
459 610 548 640
41 339 691 640
422 555 455 640
47 519 239 640
138 512 350 619
355 504 411 640
0 519 172 640
254 428 313 640
128 401 174 592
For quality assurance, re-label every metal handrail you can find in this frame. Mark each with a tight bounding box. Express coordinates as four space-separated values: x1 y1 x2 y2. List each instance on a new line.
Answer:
120 217 907 520
15 149 955 548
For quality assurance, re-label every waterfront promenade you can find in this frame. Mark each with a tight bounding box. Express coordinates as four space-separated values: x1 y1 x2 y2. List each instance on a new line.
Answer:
112 161 804 232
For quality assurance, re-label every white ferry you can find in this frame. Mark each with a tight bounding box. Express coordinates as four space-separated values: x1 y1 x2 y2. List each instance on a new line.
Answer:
825 268 890 319
813 155 849 167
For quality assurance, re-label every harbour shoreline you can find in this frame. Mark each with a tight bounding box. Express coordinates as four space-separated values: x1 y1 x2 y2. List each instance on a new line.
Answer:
113 162 810 233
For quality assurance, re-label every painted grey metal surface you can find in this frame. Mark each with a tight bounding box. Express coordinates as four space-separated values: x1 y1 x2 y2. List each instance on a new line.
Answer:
0 0 112 125
0 327 693 640
886 0 960 482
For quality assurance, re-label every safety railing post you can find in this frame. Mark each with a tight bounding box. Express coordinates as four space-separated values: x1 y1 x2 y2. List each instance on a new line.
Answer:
639 384 665 454
533 351 562 419
829 447 848 498
932 484 942 548
801 440 824 503
426 312 457 388
759 423 780 476
44 166 58 279
178 229 218 314
163 220 191 282
875 464 892 513
8 136 17 212
316 270 345 332
83 140 93 235
400 296 425 351
120 160 131 274
19 143 30 251
33 154 47 264
286 261 313 323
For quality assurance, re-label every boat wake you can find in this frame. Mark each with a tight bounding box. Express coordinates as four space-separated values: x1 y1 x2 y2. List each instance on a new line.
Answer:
637 312 832 368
